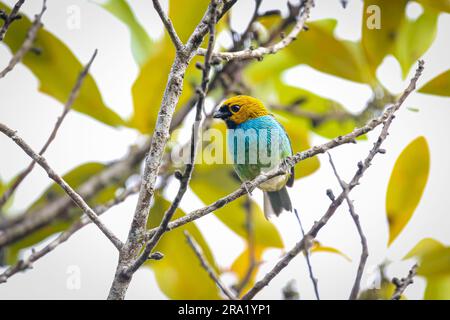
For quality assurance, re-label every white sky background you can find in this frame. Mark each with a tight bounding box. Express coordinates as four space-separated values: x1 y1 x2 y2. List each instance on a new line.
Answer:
0 0 449 299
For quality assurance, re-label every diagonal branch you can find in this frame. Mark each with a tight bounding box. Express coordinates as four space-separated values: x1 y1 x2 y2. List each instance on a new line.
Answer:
184 231 237 300
328 153 368 300
294 208 320 300
0 123 123 250
391 264 418 300
152 0 184 52
0 48 96 209
0 181 140 284
0 0 46 79
0 0 25 41
239 60 424 300
197 0 314 61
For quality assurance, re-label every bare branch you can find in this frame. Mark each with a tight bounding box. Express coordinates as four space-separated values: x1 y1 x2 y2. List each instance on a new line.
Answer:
0 0 46 78
184 231 237 300
327 153 368 300
107 0 236 300
197 0 314 61
0 48 96 209
152 0 184 52
391 264 418 300
0 181 140 284
0 0 25 41
239 61 424 300
0 123 123 250
294 208 320 300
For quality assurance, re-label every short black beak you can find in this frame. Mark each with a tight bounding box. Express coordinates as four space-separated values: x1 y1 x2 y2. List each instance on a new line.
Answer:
213 109 231 119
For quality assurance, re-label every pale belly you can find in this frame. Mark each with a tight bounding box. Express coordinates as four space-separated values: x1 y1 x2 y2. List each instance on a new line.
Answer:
259 170 290 192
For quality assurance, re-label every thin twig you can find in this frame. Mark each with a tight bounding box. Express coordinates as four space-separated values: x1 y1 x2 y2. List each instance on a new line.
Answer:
0 181 140 284
0 48 96 209
107 0 236 300
327 153 368 300
125 0 219 276
233 197 257 296
391 264 418 300
0 123 123 250
184 231 237 300
197 0 314 61
0 0 25 41
240 61 424 300
0 0 46 79
152 0 184 52
294 208 320 300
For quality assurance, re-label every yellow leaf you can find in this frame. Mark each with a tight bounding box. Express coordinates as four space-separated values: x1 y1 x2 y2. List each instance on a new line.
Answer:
424 275 450 300
416 0 450 13
361 0 408 73
0 2 125 128
286 19 375 84
393 8 438 79
386 136 430 245
5 163 123 264
311 241 352 262
145 196 221 299
418 69 450 97
404 238 445 260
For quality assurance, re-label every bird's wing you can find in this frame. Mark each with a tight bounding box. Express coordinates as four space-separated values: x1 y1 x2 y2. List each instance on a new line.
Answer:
272 116 295 188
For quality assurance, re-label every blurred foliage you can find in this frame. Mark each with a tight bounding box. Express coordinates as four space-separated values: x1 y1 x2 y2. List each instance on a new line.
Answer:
145 195 220 299
386 137 430 245
1 0 449 300
405 238 450 299
419 69 450 97
230 245 264 295
0 2 125 128
5 162 124 264
310 240 351 262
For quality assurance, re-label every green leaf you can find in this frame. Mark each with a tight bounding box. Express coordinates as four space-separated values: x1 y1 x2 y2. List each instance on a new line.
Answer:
145 195 220 299
404 238 445 260
415 0 450 13
100 0 153 66
417 247 450 277
0 176 14 212
361 0 408 73
285 19 375 84
424 275 450 300
386 136 430 245
0 2 125 128
230 245 265 295
393 8 438 79
418 69 450 97
5 163 123 264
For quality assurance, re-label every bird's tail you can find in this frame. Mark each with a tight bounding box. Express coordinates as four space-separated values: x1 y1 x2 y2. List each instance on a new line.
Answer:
263 187 292 219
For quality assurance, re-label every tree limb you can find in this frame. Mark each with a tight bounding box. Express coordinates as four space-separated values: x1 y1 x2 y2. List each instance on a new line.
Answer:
327 153 368 300
0 47 95 209
391 264 418 300
0 0 25 41
0 123 123 250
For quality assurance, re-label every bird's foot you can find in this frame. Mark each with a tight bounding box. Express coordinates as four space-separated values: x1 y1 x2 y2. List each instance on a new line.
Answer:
243 181 254 196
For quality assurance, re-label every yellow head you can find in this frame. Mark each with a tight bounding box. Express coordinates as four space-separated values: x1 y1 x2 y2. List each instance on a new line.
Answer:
213 95 270 128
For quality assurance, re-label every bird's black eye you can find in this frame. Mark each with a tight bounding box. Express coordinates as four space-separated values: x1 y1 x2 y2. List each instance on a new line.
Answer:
230 105 240 113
